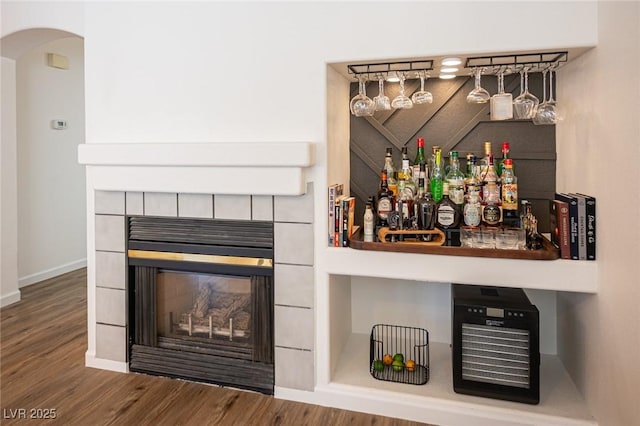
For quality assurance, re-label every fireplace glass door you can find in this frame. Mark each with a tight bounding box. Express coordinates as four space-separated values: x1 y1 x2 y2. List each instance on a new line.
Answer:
157 271 252 344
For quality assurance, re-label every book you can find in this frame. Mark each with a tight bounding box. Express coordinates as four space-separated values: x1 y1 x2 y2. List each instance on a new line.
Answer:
328 184 344 246
550 199 571 259
555 193 579 260
569 193 587 260
341 196 356 247
334 195 346 247
577 193 596 260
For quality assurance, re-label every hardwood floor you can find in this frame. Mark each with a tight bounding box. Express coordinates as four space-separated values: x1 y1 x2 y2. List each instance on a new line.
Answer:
1 269 429 425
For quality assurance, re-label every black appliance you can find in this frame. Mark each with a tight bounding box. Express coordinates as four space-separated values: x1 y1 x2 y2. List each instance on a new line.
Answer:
452 284 540 404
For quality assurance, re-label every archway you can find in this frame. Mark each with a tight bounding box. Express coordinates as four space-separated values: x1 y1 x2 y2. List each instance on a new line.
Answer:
1 28 85 306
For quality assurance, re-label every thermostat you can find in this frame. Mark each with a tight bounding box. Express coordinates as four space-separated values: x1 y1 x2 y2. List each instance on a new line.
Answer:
51 119 67 130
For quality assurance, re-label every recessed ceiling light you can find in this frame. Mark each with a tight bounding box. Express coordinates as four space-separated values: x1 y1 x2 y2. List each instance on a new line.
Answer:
386 72 400 83
439 73 456 80
441 57 462 66
440 67 459 73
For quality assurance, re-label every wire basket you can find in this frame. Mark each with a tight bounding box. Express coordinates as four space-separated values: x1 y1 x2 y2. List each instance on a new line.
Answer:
369 324 429 385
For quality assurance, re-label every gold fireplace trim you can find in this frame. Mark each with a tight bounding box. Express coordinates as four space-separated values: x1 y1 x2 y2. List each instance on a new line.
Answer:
127 250 273 268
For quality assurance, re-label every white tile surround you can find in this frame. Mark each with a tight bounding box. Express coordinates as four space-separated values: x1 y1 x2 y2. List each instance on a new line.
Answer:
92 185 315 391
80 141 316 388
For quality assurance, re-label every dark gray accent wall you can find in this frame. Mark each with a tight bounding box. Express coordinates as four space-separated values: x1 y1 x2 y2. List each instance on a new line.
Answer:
350 73 555 232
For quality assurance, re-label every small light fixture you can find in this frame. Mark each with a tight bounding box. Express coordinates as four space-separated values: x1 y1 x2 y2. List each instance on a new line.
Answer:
386 71 400 83
440 67 459 73
439 73 456 80
441 57 462 66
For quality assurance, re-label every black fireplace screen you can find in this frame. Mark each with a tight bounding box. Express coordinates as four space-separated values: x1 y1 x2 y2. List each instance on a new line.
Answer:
127 217 274 394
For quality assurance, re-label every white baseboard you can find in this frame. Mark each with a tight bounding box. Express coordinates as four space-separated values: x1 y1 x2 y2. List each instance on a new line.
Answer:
85 352 129 373
19 258 87 288
0 290 21 308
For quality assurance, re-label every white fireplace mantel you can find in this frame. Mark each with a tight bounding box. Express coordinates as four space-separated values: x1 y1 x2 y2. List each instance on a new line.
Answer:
78 142 315 196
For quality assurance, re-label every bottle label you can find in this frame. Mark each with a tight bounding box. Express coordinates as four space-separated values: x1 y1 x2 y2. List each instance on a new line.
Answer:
464 204 482 227
482 204 502 225
502 183 518 210
377 198 392 220
437 205 455 227
449 184 465 205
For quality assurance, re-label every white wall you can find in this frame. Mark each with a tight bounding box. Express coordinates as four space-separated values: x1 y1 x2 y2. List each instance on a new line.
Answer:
1 57 20 307
8 1 639 425
16 36 86 286
556 2 640 425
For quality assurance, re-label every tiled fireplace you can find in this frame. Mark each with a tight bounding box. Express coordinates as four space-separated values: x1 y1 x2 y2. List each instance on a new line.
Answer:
80 141 317 392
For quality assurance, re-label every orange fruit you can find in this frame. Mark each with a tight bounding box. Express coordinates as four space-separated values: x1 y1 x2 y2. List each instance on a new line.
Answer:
405 359 416 372
382 354 393 366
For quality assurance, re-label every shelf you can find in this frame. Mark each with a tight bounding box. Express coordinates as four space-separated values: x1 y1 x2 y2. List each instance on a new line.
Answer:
320 333 596 426
322 247 598 293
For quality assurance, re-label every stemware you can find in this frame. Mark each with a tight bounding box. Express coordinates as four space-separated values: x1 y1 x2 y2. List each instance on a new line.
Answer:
466 68 490 103
533 68 559 125
490 69 513 120
349 75 375 117
411 71 433 104
373 75 391 111
513 68 539 119
533 68 549 125
391 72 413 109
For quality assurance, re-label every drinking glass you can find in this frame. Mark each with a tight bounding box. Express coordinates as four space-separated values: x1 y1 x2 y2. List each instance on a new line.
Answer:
513 68 539 119
391 72 413 109
350 75 375 117
533 68 559 125
466 68 490 104
533 68 549 125
373 75 391 111
411 71 433 104
490 70 513 120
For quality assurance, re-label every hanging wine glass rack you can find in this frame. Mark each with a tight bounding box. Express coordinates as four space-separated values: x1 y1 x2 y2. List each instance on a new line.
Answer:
465 51 568 74
347 60 434 81
347 51 568 81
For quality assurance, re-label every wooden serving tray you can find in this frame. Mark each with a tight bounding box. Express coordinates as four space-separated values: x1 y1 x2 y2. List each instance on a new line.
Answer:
349 227 560 260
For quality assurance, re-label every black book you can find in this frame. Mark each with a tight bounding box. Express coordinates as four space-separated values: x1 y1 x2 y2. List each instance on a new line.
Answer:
577 193 596 260
555 193 579 260
569 193 587 260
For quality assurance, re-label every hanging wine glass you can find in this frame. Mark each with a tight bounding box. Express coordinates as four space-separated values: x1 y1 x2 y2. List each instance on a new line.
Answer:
534 67 558 125
533 68 549 125
349 74 375 117
391 72 413 109
513 67 539 119
373 74 391 111
490 68 513 120
411 71 433 105
466 67 490 103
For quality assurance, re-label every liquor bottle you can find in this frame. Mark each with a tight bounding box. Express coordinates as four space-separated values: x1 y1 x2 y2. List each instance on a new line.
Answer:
500 158 519 226
415 162 437 241
436 182 461 230
396 177 414 229
430 147 444 203
481 181 502 226
413 137 426 187
480 152 499 201
363 202 375 242
479 141 493 170
428 145 441 179
383 148 398 198
496 141 512 179
376 170 395 227
464 154 482 200
463 190 482 227
398 147 416 198
445 151 465 208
